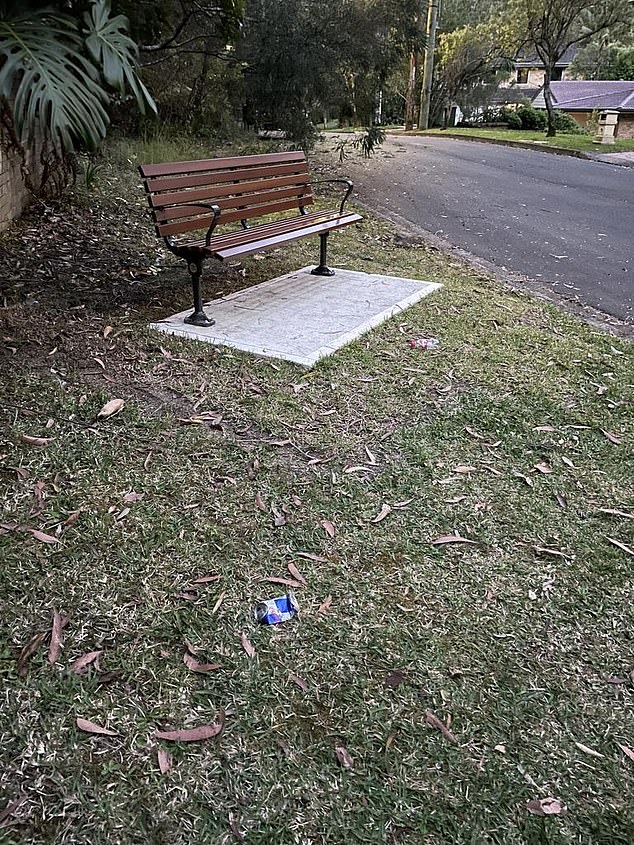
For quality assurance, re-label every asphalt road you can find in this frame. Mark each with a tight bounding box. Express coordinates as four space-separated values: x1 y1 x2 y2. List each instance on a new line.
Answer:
343 135 633 322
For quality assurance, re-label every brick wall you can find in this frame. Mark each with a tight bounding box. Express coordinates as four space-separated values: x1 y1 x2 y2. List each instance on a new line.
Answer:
617 114 634 139
0 132 43 232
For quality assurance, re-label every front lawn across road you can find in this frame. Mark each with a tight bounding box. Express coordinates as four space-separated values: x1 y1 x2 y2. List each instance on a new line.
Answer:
0 139 633 844
422 127 634 154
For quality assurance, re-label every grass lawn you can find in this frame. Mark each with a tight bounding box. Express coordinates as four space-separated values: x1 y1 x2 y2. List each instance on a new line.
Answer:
0 138 633 844
422 128 634 154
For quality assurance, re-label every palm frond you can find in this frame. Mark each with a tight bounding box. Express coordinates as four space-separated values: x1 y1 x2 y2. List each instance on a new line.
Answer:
83 0 156 115
0 11 110 151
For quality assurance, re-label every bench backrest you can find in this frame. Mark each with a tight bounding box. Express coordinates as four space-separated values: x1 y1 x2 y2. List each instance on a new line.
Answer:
139 151 314 239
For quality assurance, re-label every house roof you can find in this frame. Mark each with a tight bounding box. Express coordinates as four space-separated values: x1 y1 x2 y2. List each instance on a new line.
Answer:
515 46 579 68
532 81 634 112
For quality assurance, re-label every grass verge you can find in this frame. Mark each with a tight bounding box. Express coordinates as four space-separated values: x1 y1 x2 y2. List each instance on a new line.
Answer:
421 128 634 154
0 137 632 845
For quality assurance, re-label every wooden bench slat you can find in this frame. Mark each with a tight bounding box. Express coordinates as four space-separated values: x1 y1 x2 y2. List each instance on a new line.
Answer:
188 209 349 250
149 174 313 210
145 162 310 194
213 214 363 260
154 186 313 224
139 151 305 178
156 196 315 237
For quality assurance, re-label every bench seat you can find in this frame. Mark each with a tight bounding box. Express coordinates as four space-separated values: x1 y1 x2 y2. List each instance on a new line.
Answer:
139 151 362 327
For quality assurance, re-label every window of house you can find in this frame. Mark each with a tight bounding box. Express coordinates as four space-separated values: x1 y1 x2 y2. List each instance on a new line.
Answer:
552 67 563 81
516 68 529 84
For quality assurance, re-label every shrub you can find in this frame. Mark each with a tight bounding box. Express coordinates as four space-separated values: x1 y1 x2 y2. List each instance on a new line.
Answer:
516 104 547 130
553 110 585 134
505 111 522 130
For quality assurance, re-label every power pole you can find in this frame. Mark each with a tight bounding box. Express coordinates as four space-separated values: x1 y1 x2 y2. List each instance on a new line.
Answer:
404 50 417 130
418 0 440 130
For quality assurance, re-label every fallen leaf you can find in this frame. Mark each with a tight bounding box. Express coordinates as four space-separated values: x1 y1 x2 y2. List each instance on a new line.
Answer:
555 492 568 509
335 745 353 768
174 591 198 601
27 528 60 545
534 462 553 475
432 535 476 546
385 669 408 689
365 446 377 465
16 631 47 677
123 491 143 503
425 709 458 743
574 741 604 759
241 632 255 658
290 674 308 691
465 426 484 439
255 492 266 511
260 576 304 589
533 546 566 558
561 456 576 469
154 723 223 742
445 495 466 504
272 506 286 527
616 743 634 764
494 744 506 754
103 325 113 339
512 469 533 487
0 795 27 828
296 551 327 562
48 610 65 664
287 562 306 584
453 465 476 474
371 503 392 523
69 650 102 674
191 574 221 584
20 434 53 448
157 748 172 774
97 399 125 419
600 429 621 445
607 537 634 557
534 425 555 433
76 717 118 736
597 508 633 520
322 519 336 538
318 594 332 613
115 507 130 521
527 797 567 817
64 510 81 527
183 652 221 673
211 591 226 615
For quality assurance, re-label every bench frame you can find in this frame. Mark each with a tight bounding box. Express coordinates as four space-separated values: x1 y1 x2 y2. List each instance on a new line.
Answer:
139 152 362 327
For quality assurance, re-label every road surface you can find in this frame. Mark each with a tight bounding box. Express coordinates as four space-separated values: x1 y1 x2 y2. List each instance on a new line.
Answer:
342 135 633 323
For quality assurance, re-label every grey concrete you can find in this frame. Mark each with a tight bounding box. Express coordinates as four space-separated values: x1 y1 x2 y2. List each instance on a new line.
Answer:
343 135 633 322
590 151 634 168
151 267 442 366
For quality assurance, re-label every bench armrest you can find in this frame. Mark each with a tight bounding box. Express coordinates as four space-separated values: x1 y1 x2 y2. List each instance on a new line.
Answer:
183 203 222 245
311 179 354 215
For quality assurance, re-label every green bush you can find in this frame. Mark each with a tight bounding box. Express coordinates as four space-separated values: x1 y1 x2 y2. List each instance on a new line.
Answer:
516 104 547 130
553 110 585 134
505 111 522 130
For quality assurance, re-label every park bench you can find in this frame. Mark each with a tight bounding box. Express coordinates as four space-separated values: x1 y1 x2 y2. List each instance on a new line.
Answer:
139 150 363 327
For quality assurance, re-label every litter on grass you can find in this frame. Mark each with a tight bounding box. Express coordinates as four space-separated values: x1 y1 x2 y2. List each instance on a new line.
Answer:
255 592 300 625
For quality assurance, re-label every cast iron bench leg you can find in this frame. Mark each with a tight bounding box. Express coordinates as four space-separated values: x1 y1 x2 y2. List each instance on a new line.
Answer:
184 260 215 327
311 232 335 277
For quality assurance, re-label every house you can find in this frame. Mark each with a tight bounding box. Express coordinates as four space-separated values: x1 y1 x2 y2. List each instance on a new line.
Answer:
494 46 579 108
532 81 634 138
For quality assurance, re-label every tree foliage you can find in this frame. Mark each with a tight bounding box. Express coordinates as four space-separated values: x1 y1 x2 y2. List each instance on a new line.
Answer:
0 0 154 154
501 0 633 135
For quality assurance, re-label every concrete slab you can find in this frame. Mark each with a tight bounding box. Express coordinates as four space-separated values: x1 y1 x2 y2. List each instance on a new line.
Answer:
150 266 442 367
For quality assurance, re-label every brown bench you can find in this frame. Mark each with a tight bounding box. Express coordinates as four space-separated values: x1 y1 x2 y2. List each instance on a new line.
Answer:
139 151 363 327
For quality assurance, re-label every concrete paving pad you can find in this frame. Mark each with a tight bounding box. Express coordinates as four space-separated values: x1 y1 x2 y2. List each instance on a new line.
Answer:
151 266 442 367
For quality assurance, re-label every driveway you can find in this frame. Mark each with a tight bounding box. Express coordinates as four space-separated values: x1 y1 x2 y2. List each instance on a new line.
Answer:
340 134 633 323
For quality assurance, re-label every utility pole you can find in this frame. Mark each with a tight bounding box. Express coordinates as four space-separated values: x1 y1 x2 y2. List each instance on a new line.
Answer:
418 0 440 130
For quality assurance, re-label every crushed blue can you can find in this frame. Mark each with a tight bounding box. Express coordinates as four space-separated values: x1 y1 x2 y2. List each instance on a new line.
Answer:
255 592 299 625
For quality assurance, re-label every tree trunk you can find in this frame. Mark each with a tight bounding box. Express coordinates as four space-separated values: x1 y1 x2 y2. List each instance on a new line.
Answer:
404 51 417 130
543 65 556 137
